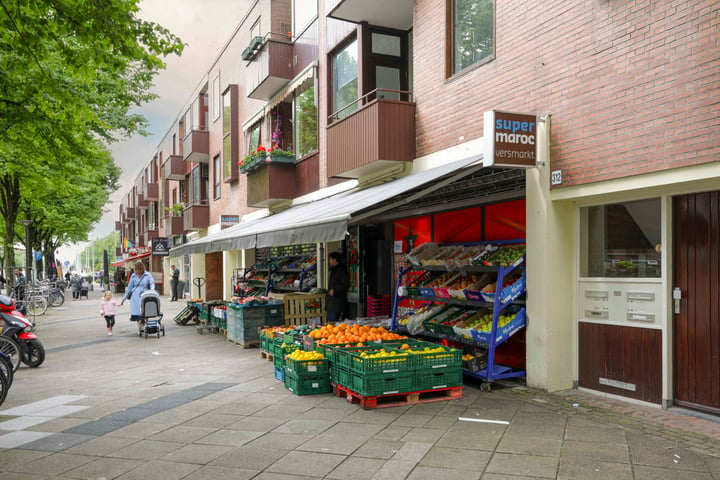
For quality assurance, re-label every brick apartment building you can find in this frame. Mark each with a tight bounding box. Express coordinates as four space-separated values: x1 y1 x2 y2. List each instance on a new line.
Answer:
114 0 720 414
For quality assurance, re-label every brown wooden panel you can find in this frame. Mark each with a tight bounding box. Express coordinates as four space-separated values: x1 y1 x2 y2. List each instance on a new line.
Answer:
578 322 662 404
673 192 720 412
205 252 223 301
296 152 319 197
293 22 319 77
247 163 297 208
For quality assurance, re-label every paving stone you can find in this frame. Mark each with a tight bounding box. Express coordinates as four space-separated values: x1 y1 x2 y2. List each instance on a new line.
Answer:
419 446 491 470
390 413 433 428
326 456 386 480
107 438 185 460
344 409 403 425
181 465 259 480
373 425 412 441
496 433 562 456
21 432 96 452
180 412 247 429
61 457 144 480
354 438 403 459
485 452 559 478
392 441 433 462
227 414 287 432
64 419 131 436
164 443 234 464
557 459 634 480
271 417 336 435
632 464 714 480
148 425 218 443
64 435 139 456
113 459 200 480
104 421 166 439
244 432 315 450
266 450 346 477
370 459 417 480
561 439 630 463
629 440 712 472
564 424 628 443
436 423 503 451
400 427 446 443
407 465 482 480
8 452 95 476
0 448 52 468
194 428 264 447
209 445 289 470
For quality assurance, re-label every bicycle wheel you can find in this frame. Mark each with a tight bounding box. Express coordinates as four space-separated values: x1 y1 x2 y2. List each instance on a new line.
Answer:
49 290 65 307
0 337 21 372
26 296 47 316
0 367 8 406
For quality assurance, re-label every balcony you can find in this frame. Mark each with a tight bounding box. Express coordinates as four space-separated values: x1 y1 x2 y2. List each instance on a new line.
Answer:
135 234 145 248
327 0 413 30
115 221 122 231
136 193 147 210
145 182 159 201
183 203 210 231
166 215 185 237
143 229 159 247
327 90 416 179
163 155 185 181
246 34 293 100
247 162 297 208
182 130 209 163
122 207 136 223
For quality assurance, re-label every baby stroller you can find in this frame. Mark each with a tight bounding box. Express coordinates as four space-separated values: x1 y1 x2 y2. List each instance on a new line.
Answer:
138 290 165 338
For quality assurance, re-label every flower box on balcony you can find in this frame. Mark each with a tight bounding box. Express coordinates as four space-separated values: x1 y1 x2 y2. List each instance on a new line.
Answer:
240 149 295 175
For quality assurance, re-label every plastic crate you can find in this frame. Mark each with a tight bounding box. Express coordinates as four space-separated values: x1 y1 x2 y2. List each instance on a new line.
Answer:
260 333 271 352
413 368 463 390
347 371 415 397
471 309 526 345
330 365 351 386
274 366 285 382
338 348 412 375
283 371 331 395
285 357 329 376
407 346 462 369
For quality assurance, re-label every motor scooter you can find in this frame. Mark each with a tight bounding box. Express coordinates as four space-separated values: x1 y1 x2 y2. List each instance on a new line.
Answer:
0 295 45 368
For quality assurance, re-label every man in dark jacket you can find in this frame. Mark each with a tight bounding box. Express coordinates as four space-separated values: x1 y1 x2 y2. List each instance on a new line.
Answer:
170 265 180 301
326 252 349 323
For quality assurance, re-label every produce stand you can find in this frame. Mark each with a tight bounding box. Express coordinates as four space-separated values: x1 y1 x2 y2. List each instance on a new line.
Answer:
225 301 284 347
391 240 527 391
268 292 326 325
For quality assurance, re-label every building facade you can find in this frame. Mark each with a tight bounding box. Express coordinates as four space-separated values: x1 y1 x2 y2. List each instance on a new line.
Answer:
115 0 720 414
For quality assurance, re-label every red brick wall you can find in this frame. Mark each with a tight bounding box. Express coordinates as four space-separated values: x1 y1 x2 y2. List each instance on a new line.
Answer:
413 0 720 188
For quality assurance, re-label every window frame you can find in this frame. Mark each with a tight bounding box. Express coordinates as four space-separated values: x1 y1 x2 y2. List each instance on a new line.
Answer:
328 35 359 121
446 0 495 78
213 154 221 200
222 85 239 183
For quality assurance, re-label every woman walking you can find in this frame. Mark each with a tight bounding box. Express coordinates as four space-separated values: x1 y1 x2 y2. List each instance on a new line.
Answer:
120 261 154 328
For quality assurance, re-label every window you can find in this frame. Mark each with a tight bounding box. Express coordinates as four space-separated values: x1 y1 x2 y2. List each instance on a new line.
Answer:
331 39 358 119
294 81 317 158
247 122 260 153
190 165 208 206
222 90 232 180
212 75 220 121
213 155 221 199
293 0 316 37
450 0 494 75
580 199 661 278
184 107 193 132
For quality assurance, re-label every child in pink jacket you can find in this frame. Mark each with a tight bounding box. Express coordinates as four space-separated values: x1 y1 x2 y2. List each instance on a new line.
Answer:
100 290 119 336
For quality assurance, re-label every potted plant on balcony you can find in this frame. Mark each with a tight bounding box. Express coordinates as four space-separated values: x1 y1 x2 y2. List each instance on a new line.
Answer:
239 145 268 174
166 203 185 217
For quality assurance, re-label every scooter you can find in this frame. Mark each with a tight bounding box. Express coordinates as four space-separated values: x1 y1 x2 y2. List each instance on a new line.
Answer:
0 295 45 368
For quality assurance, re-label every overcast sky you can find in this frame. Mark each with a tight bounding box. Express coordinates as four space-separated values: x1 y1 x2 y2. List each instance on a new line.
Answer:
59 0 250 265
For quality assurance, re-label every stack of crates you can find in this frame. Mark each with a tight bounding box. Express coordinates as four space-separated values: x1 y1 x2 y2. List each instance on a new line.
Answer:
226 304 284 345
367 294 392 317
325 339 463 397
271 334 300 381
284 353 331 395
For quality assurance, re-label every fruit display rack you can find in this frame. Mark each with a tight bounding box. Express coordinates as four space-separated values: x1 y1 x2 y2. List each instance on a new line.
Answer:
390 239 527 390
256 255 317 293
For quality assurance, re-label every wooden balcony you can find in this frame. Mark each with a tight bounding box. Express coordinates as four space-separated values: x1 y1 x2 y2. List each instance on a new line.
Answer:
182 130 209 163
136 193 147 210
115 221 122 231
183 203 210 231
122 207 136 223
135 234 145 248
162 155 186 181
327 0 413 29
246 36 293 100
247 162 297 208
327 91 416 179
143 229 159 246
166 215 185 237
296 152 320 197
145 182 159 201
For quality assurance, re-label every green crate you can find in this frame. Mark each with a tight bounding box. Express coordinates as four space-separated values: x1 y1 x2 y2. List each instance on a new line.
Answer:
369 338 434 349
274 352 285 369
273 340 299 359
283 371 331 395
407 346 462 369
330 365 351 386
320 343 369 363
260 333 271 352
347 371 415 397
337 347 412 375
285 356 329 376
199 310 209 322
413 367 463 391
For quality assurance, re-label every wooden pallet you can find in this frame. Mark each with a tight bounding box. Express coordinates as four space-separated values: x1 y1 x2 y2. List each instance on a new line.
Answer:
219 327 227 336
333 383 462 409
260 350 275 361
228 338 260 349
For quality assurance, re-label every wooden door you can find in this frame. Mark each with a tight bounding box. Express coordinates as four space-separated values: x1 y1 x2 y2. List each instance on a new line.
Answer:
673 192 720 413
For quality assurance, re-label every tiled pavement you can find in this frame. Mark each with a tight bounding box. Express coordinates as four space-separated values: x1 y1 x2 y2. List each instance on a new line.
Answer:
0 287 716 479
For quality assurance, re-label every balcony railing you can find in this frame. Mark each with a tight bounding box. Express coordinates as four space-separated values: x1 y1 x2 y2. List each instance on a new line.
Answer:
136 193 147 210
182 130 209 163
327 0 413 30
327 89 415 179
162 155 185 181
122 207 136 223
145 182 159 201
246 33 293 100
165 215 185 237
247 162 297 208
183 203 210 231
143 229 159 246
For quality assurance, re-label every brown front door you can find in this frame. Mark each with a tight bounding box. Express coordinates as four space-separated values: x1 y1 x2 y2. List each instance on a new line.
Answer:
673 192 720 414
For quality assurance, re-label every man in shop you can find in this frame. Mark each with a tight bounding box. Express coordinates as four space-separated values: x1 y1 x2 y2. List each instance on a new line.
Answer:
170 264 180 301
326 252 349 323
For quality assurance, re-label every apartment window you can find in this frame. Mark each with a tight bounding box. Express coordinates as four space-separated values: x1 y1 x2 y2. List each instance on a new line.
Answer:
184 107 193 132
222 90 232 179
247 122 260 153
449 0 494 75
222 85 239 182
294 81 317 158
212 75 220 121
213 155 221 199
293 0 316 37
190 165 208 206
580 199 661 278
331 39 358 119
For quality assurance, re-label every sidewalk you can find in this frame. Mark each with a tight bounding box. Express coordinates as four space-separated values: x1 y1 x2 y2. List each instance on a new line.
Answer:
0 286 716 479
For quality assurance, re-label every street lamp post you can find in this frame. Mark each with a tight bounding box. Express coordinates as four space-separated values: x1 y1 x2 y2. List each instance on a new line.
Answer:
20 220 32 283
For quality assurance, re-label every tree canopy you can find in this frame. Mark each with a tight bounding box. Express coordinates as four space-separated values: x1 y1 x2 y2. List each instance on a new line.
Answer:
0 0 183 278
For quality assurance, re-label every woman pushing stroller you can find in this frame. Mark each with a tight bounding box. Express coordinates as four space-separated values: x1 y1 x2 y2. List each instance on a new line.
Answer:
120 261 154 329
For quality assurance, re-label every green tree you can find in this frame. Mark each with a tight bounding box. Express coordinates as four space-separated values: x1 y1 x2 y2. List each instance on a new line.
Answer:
0 0 183 278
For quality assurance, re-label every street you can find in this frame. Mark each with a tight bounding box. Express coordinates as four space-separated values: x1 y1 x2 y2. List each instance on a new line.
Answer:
0 287 717 479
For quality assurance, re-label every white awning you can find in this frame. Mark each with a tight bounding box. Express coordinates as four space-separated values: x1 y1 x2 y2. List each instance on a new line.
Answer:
170 156 482 257
266 63 316 112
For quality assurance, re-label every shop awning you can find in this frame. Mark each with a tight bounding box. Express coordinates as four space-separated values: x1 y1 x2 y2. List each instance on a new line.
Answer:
110 250 152 267
170 156 483 257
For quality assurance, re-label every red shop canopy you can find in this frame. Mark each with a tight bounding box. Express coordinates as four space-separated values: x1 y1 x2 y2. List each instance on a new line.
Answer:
110 250 152 268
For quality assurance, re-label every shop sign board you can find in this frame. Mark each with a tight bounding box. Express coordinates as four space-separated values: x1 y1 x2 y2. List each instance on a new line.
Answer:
483 110 538 168
221 214 240 229
151 237 170 256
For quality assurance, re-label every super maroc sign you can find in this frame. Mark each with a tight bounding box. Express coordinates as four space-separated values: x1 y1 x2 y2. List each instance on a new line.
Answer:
483 110 538 168
151 237 170 257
